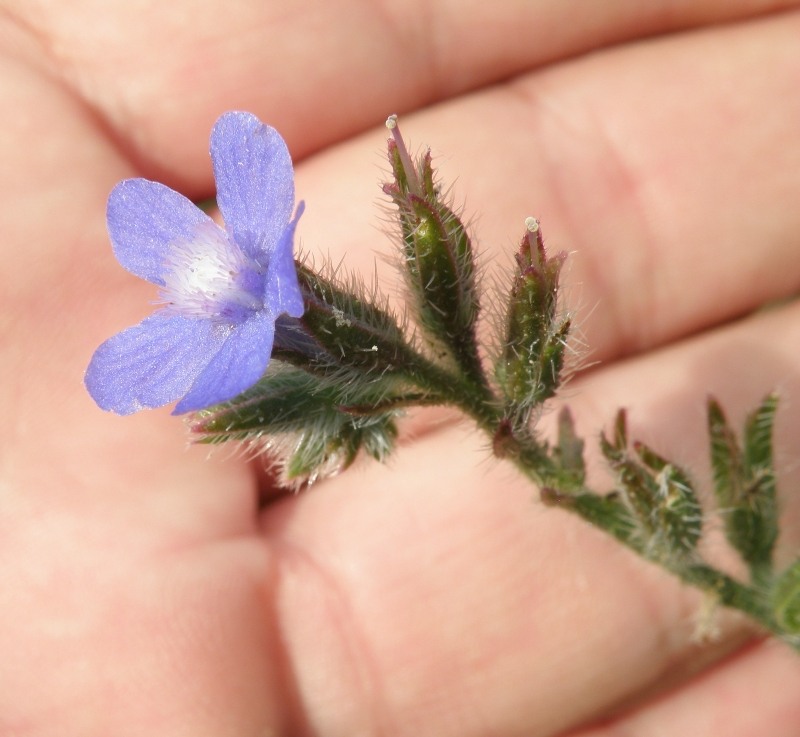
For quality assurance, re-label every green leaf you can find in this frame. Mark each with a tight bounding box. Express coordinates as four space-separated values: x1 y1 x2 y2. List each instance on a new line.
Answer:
743 394 779 554
599 408 629 461
403 196 477 342
745 394 778 469
600 412 659 537
707 395 779 579
283 413 398 483
541 488 637 548
192 363 402 486
634 441 703 556
551 406 585 489
708 398 744 506
295 262 413 377
599 411 702 562
772 558 800 634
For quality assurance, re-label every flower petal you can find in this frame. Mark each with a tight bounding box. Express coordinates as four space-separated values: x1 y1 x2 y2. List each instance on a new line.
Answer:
108 179 216 284
211 111 294 260
264 202 305 319
173 309 276 414
85 313 224 415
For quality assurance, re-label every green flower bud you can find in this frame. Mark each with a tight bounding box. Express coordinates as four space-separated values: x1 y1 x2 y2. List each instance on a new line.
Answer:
496 218 570 415
383 116 485 388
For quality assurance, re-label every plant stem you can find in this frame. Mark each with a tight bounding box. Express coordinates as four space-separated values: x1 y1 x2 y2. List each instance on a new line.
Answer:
426 374 792 644
678 563 775 627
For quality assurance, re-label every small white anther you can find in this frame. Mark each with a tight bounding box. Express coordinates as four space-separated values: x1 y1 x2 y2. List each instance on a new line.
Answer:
525 216 540 233
385 114 398 130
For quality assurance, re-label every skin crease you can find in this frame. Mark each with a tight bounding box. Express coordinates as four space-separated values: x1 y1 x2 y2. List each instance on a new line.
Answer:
4 0 800 734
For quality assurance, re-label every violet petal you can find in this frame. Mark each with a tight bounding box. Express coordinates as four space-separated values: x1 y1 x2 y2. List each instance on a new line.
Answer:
173 309 276 414
108 179 216 285
211 111 294 260
85 313 224 415
264 202 305 319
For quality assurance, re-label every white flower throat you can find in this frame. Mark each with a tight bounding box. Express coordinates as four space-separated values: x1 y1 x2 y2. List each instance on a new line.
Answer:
160 221 265 323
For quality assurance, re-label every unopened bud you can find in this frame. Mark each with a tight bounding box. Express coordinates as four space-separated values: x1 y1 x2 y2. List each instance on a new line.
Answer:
496 218 569 412
383 117 483 384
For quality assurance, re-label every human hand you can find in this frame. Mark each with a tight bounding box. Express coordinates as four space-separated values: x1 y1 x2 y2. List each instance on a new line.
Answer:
3 1 800 734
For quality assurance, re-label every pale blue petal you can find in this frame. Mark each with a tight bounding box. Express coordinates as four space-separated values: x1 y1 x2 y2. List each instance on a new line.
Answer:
264 202 305 319
173 309 276 414
211 111 294 260
85 313 224 415
108 179 215 284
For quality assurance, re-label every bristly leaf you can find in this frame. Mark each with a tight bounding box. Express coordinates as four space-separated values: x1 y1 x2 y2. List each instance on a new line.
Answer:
550 406 585 490
707 394 779 580
403 194 477 342
192 363 400 486
708 397 743 506
634 441 703 556
294 261 413 377
384 117 487 391
743 394 779 562
772 558 800 635
599 408 628 464
600 417 659 534
282 412 397 484
599 411 702 562
541 488 637 548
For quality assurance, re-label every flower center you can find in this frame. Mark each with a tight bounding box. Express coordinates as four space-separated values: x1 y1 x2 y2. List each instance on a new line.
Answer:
159 221 264 323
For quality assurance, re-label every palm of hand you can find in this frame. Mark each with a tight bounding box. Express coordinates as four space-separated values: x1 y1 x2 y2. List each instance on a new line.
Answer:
3 2 800 734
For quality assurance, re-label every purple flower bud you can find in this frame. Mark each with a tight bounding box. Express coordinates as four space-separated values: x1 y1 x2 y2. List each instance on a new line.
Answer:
85 112 304 415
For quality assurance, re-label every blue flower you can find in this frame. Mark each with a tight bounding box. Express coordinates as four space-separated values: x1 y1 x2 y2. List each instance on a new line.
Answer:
85 111 304 415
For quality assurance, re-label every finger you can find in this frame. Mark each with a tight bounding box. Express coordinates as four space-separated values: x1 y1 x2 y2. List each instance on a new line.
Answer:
263 297 800 735
263 420 738 736
5 0 797 186
0 44 273 733
508 10 800 363
0 18 256 533
544 297 800 727
293 10 800 371
568 641 800 737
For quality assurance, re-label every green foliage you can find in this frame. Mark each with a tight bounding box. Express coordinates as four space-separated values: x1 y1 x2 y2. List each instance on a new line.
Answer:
708 394 779 580
194 363 400 485
772 558 800 634
295 261 412 377
634 441 703 557
541 487 637 546
549 407 586 491
599 410 703 562
405 193 476 341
